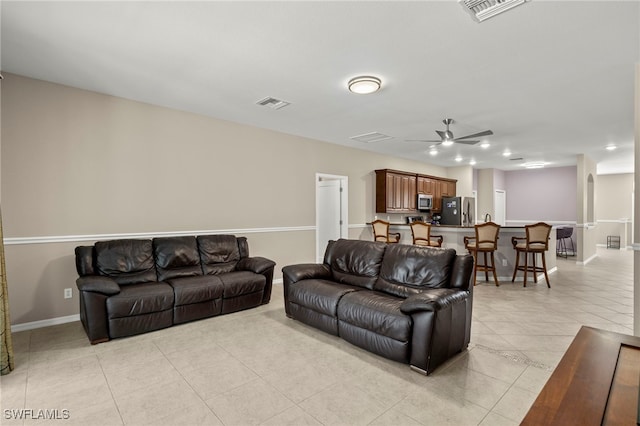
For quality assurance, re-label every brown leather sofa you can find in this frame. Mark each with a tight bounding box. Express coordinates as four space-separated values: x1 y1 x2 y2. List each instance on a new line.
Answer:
282 239 473 375
75 234 275 344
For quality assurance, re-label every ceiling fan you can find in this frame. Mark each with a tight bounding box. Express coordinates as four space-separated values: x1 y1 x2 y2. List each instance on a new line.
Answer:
407 118 493 146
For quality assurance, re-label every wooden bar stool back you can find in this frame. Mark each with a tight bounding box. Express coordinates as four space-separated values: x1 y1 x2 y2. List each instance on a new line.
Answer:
371 219 400 243
511 222 552 287
463 222 501 286
409 221 443 247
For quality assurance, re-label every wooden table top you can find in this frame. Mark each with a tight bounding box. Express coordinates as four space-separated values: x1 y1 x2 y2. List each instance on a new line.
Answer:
521 326 640 426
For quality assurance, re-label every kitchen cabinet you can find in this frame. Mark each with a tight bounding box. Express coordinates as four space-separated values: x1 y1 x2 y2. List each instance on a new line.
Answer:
433 178 456 212
417 176 436 195
375 169 456 214
375 169 417 213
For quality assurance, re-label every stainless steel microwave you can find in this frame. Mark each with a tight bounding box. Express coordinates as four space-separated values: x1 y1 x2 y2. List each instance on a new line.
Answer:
417 194 433 211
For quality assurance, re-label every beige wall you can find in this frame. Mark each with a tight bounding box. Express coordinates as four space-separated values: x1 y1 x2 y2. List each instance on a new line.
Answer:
596 173 633 247
1 73 450 325
447 166 473 198
476 169 494 220
634 63 640 336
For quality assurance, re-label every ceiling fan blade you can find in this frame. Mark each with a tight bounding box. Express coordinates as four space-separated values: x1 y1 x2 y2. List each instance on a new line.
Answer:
405 139 443 143
435 130 446 140
454 130 493 140
455 140 480 145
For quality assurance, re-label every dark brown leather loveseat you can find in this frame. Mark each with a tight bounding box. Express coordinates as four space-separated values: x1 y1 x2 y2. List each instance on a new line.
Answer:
75 234 275 344
283 238 473 375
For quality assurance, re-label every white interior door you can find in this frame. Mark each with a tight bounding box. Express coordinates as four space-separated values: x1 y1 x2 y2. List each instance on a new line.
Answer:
494 190 506 226
316 176 347 262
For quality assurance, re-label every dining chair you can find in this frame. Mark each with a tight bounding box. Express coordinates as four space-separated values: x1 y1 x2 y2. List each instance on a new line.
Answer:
371 219 401 243
409 221 443 247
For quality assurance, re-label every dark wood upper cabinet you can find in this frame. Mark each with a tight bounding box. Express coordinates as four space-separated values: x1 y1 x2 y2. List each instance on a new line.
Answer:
376 169 417 213
375 169 456 213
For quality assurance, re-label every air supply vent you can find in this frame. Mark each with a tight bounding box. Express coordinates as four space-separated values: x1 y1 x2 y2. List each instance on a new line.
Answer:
350 132 393 143
255 97 291 110
458 0 529 23
510 157 524 161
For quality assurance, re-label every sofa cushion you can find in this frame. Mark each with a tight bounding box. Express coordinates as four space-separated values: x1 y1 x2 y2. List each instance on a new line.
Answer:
323 239 386 290
165 275 224 306
374 245 457 298
154 236 202 282
288 279 362 317
197 235 241 275
95 239 157 285
218 271 265 298
106 282 174 319
337 291 411 342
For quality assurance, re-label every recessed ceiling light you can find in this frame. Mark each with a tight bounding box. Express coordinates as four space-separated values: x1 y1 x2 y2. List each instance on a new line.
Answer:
347 76 381 94
502 151 511 157
480 142 490 149
429 149 438 156
469 160 476 165
455 156 463 162
606 145 617 151
442 140 454 147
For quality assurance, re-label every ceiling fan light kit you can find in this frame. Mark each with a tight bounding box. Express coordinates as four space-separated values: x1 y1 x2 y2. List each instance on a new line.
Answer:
348 76 381 94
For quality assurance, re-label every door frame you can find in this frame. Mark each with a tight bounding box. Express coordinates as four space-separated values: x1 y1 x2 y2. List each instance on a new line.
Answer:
316 173 349 262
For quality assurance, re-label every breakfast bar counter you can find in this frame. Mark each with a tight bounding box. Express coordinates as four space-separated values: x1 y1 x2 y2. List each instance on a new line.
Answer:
367 223 557 284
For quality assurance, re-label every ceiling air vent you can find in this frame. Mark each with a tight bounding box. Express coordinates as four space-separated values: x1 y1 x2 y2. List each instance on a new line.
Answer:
510 157 524 161
255 97 291 110
458 0 529 23
350 132 393 143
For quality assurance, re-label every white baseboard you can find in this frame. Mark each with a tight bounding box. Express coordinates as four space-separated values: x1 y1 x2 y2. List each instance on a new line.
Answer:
11 314 80 333
11 279 285 332
577 253 598 265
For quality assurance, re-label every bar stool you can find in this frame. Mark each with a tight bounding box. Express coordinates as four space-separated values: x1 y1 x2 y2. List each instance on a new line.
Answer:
463 222 501 286
409 221 443 247
511 222 552 287
556 227 575 258
371 219 400 243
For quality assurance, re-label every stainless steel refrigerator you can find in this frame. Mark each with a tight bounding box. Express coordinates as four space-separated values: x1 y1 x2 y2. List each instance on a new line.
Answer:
440 197 475 226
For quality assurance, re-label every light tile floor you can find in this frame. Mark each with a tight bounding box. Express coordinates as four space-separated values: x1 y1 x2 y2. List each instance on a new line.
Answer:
0 247 633 425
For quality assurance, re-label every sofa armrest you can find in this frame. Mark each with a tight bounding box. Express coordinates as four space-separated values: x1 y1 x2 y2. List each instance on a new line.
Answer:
237 256 276 275
400 288 468 314
282 264 331 285
76 276 121 295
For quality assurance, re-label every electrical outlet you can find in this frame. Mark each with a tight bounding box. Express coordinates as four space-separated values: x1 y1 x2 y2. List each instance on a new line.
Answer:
502 259 508 266
64 288 73 299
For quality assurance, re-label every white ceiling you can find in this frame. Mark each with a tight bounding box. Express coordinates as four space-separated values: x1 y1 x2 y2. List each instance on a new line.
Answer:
2 1 639 173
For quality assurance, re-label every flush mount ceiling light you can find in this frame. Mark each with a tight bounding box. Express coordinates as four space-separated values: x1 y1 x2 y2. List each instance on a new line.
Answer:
459 0 529 23
348 76 381 94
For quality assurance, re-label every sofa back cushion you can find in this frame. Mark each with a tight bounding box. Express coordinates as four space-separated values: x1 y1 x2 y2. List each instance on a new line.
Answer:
75 245 96 276
153 236 202 282
374 245 456 298
95 239 157 285
197 235 240 275
323 239 386 290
